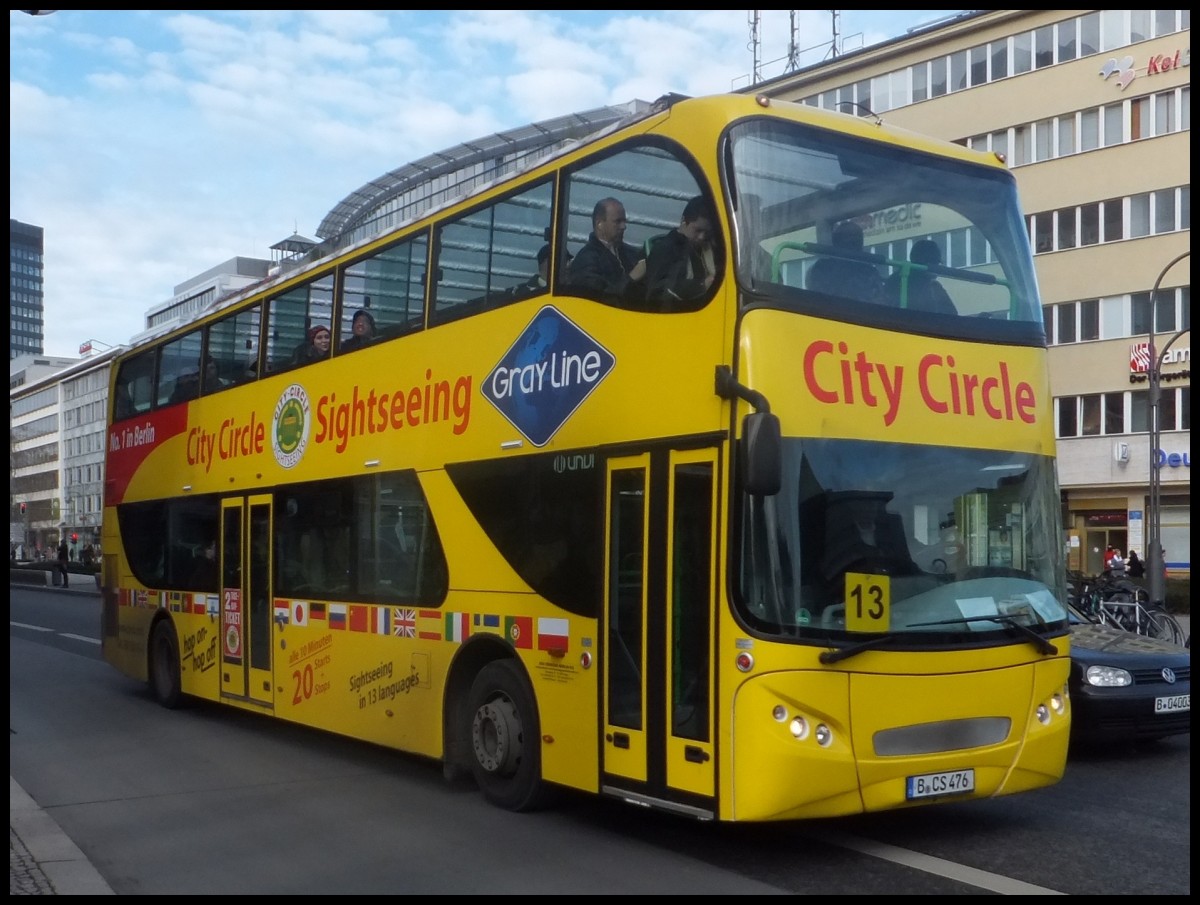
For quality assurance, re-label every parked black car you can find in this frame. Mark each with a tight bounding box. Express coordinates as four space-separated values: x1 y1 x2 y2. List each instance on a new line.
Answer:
1067 604 1190 746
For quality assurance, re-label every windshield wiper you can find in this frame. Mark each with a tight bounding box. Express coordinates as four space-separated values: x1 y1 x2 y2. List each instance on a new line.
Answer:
907 614 1058 656
819 633 904 665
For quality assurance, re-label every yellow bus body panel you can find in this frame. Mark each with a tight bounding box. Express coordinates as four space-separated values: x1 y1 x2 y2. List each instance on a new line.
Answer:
725 644 1070 822
740 310 1055 455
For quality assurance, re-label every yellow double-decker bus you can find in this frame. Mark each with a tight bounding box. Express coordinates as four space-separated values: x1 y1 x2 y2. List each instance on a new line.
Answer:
102 93 1071 821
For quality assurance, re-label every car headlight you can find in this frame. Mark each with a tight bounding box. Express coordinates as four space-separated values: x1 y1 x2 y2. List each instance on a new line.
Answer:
1084 664 1133 687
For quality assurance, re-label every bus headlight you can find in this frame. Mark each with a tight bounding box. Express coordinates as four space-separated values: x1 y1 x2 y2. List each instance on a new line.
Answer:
814 723 832 747
789 716 808 739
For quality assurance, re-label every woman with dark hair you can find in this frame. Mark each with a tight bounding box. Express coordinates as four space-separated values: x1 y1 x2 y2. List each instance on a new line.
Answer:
293 324 331 364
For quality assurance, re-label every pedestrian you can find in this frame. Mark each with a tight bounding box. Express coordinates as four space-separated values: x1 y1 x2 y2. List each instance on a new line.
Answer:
57 538 70 588
1126 549 1145 579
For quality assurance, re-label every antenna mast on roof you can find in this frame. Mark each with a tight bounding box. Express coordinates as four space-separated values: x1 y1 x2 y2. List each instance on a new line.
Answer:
748 11 762 85
785 11 800 72
827 10 841 60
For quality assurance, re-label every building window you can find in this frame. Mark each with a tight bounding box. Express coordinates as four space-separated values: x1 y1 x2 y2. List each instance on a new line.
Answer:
1079 12 1100 55
1079 108 1100 152
1057 16 1078 62
1012 30 1032 74
1103 392 1125 434
949 50 968 92
1079 299 1099 340
1057 397 1078 437
989 39 1009 81
1056 207 1076 250
1034 24 1055 68
1102 102 1124 147
1079 202 1100 245
1101 197 1124 242
1056 302 1076 343
969 44 988 87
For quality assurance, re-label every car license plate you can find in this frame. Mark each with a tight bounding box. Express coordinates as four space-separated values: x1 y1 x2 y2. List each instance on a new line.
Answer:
1155 694 1189 714
906 768 975 800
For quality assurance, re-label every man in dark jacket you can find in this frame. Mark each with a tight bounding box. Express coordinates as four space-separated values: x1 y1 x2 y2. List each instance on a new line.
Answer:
565 197 646 302
644 195 717 311
57 539 70 588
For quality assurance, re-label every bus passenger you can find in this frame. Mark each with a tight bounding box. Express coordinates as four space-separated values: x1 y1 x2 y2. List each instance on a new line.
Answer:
188 539 218 591
113 381 135 420
807 220 881 303
293 324 331 365
565 197 646 301
203 355 230 391
168 366 201 404
340 309 376 353
644 195 717 311
883 239 957 315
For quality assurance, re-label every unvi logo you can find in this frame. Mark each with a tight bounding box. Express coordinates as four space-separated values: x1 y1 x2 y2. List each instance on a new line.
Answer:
484 306 615 447
272 384 311 468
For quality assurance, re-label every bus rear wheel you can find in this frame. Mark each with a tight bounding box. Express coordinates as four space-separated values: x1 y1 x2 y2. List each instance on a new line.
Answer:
466 660 548 811
149 620 183 709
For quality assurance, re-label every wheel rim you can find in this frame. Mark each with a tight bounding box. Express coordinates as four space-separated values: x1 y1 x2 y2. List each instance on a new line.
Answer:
472 695 523 775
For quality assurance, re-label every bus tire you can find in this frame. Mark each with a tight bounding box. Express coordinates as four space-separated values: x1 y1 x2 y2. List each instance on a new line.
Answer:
149 620 183 709
466 660 548 812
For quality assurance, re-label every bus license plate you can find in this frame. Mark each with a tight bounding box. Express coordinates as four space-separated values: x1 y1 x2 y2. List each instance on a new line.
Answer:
906 768 975 800
1155 694 1189 714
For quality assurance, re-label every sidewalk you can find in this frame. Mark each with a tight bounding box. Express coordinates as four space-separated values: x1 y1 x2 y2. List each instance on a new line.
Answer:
10 777 113 895
10 579 112 894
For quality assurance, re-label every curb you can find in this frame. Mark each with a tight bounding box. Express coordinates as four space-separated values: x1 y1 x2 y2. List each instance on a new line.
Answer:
9 777 113 895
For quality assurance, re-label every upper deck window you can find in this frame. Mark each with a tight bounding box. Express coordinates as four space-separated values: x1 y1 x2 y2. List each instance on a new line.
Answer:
727 117 1044 334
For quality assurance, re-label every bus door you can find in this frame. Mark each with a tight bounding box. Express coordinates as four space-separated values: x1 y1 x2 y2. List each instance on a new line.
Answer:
603 448 717 812
218 494 274 708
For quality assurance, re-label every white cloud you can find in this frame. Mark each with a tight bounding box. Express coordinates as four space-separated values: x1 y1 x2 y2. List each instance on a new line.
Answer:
10 9 953 356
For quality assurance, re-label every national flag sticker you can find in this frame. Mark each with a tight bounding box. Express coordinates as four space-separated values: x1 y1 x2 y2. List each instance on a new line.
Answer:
292 600 308 627
537 617 569 652
393 608 416 638
505 615 533 650
446 612 470 643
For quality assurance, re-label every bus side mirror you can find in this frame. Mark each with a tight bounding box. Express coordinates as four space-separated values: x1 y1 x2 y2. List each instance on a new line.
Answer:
742 411 781 496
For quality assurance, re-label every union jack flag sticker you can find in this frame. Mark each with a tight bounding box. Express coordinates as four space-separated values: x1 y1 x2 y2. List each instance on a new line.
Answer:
393 608 417 638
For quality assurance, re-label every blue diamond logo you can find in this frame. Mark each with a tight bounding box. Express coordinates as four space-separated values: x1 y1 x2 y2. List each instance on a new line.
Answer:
484 306 615 447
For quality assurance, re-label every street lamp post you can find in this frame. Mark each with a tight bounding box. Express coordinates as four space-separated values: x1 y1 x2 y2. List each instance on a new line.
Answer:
1145 250 1189 609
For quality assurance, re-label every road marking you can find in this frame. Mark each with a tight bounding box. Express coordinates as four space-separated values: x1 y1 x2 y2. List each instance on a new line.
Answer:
817 830 1066 895
11 622 101 644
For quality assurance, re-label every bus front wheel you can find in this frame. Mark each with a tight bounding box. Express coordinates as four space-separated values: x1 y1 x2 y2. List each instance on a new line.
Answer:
149 620 183 709
466 660 548 811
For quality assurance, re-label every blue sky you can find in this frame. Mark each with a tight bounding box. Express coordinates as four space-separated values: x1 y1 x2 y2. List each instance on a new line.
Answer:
10 10 955 357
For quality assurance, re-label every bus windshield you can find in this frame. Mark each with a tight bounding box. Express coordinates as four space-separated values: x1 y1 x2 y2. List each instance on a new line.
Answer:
727 116 1042 328
737 437 1069 640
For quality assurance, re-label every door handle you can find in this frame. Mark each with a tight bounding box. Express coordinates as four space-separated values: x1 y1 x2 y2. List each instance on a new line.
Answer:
608 731 630 749
684 745 710 763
